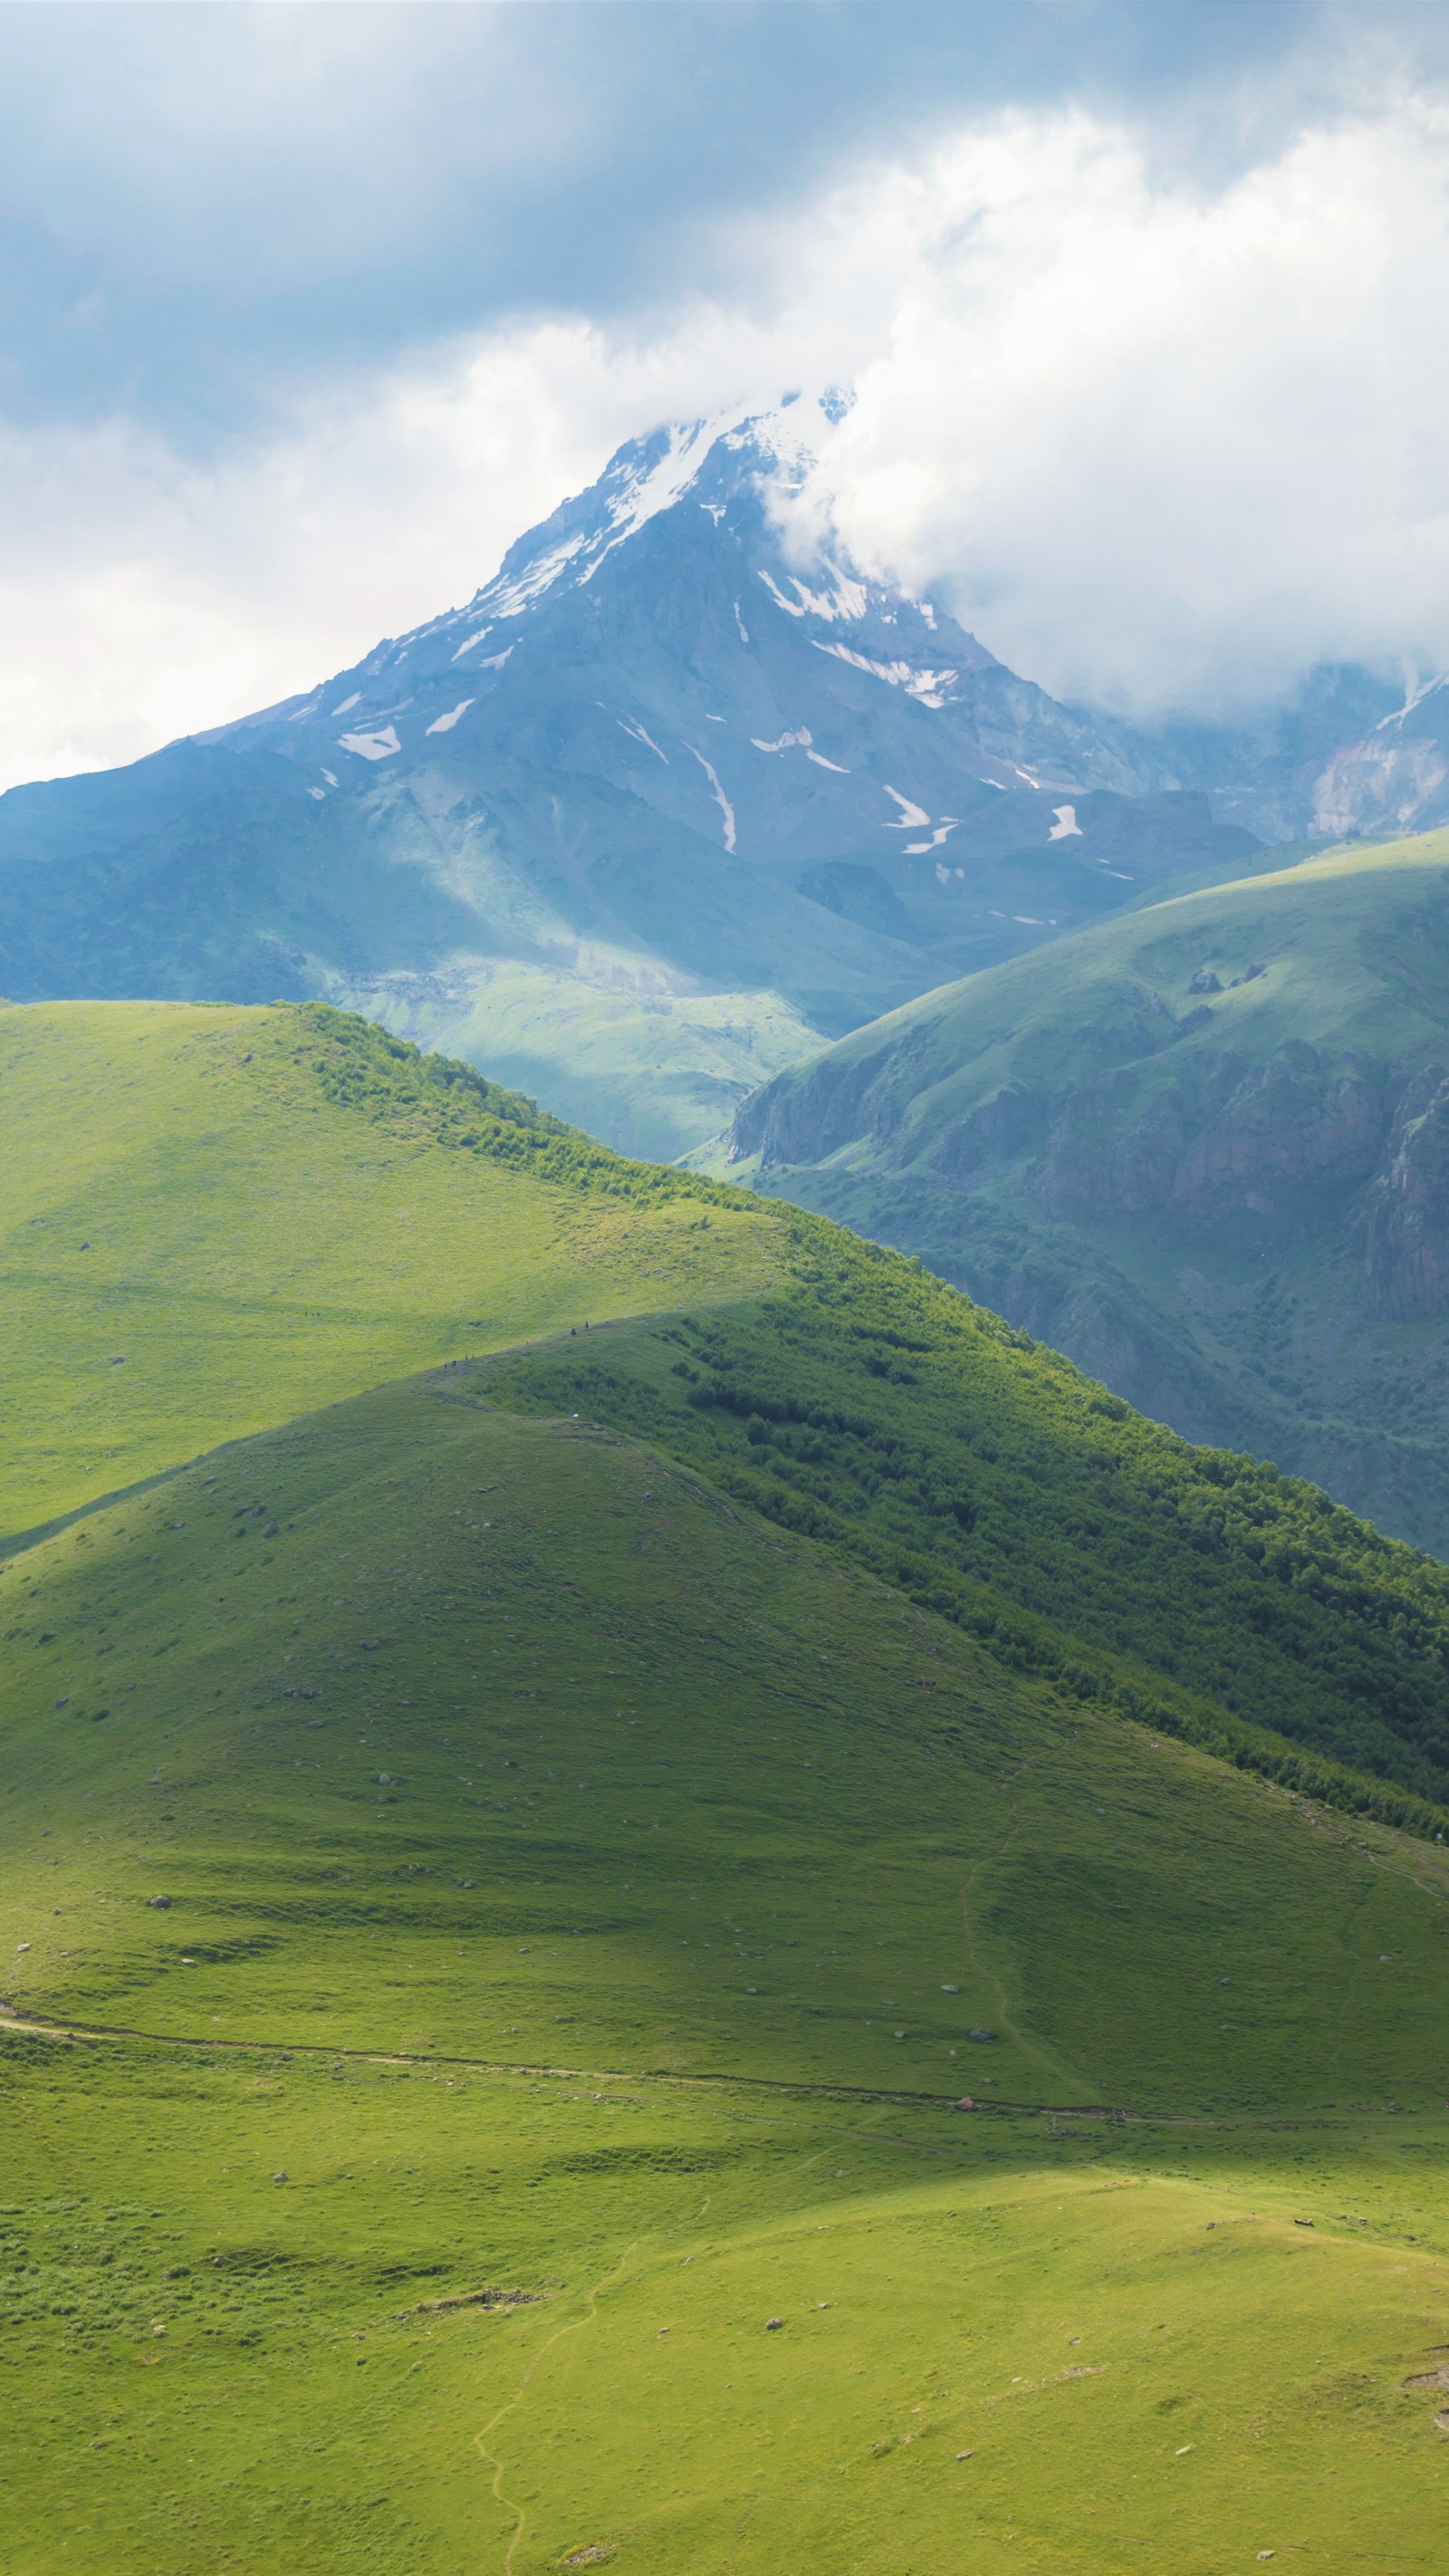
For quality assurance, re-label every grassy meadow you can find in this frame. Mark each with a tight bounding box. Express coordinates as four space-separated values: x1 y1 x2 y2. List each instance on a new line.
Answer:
3 999 1449 2571
0 999 779 1538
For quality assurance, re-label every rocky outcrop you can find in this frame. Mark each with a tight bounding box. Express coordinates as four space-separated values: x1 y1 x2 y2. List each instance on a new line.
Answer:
1032 1058 1243 1222
931 1080 1052 1178
730 1037 901 1168
1032 1042 1397 1241
1360 1068 1449 1317
1166 1043 1391 1225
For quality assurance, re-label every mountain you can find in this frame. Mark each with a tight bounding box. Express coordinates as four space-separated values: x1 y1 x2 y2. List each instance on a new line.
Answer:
717 825 1449 1556
1143 661 1415 842
5 997 1449 2571
0 398 1265 1157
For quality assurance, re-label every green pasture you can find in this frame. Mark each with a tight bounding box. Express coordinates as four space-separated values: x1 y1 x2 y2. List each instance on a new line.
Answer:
4 1379 1448 2109
4 997 1449 2571
3 1374 1449 2569
0 999 779 1538
4 2031 1448 2576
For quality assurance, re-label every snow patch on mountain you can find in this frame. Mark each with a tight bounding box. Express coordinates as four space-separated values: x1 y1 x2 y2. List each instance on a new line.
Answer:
687 745 737 852
813 642 960 706
882 786 930 830
619 717 668 763
756 565 868 623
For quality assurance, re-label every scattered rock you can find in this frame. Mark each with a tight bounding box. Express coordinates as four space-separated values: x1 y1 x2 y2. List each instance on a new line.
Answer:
415 2287 541 2315
967 2027 998 2042
273 2170 287 2185
955 2097 976 2110
263 1523 279 1539
15 1942 31 1954
765 2316 784 2331
147 1896 172 1910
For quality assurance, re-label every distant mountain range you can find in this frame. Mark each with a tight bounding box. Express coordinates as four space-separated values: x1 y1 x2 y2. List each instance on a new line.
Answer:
4 392 1441 1156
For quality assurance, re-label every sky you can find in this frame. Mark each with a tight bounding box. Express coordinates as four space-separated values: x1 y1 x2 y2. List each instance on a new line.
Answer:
2 0 1448 788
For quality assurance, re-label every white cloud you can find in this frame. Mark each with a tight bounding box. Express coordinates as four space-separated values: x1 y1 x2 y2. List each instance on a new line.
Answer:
790 95 1449 718
0 308 838 793
5 79 1449 788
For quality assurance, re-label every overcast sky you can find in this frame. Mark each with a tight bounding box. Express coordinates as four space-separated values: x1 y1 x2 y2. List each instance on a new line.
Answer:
2 0 1447 787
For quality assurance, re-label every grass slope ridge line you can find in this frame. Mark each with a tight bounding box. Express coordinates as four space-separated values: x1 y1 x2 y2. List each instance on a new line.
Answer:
481 1241 1449 1841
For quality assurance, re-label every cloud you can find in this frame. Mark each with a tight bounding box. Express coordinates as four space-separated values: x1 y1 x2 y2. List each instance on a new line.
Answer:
795 93 1449 718
4 12 1449 784
0 303 840 788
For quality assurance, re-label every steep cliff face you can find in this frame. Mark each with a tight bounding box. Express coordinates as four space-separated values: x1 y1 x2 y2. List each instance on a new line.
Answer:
1032 1043 1399 1244
1360 1071 1449 1318
717 833 1449 1554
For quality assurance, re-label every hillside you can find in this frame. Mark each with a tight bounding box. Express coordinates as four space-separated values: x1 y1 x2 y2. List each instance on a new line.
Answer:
5 996 1449 2571
0 998 779 1535
723 828 1449 1556
5 1351 1449 2572
0 401 1267 1157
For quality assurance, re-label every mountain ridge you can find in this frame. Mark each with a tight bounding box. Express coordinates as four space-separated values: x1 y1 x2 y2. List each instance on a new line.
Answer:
716 828 1449 1555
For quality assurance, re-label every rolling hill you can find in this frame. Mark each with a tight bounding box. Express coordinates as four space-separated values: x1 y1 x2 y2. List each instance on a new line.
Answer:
4 999 1449 2572
722 827 1449 1557
0 996 779 1535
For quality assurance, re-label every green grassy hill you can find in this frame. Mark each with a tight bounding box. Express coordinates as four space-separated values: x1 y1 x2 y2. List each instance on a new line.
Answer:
720 828 1449 1556
0 998 779 1537
5 999 1449 2573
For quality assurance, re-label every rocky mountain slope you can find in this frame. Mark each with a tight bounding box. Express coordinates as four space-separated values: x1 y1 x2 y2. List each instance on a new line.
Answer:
719 828 1449 1557
0 398 1266 1156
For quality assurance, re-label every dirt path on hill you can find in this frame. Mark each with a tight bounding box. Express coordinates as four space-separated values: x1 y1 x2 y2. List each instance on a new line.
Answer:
0 2004 1123 2118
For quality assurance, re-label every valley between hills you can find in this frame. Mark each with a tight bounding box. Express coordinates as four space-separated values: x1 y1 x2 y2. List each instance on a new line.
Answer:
3 1000 1449 2574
